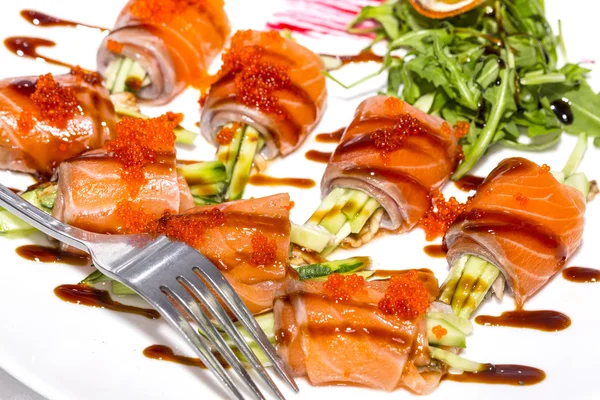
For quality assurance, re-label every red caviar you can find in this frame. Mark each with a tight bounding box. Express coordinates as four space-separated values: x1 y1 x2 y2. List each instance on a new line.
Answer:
419 190 470 241
105 113 178 194
372 114 424 152
149 208 225 247
432 324 447 340
17 110 34 133
454 121 470 138
378 270 430 319
70 66 102 86
216 30 291 117
383 97 405 115
30 73 79 127
115 201 157 234
515 192 528 205
106 39 124 54
130 0 205 24
323 273 366 301
250 231 277 266
216 122 243 145
540 164 551 174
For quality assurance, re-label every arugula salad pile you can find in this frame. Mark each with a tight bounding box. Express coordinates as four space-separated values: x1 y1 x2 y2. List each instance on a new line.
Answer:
346 0 599 178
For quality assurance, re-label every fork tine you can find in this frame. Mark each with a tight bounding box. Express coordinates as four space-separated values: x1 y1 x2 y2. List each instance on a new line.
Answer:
152 288 246 400
179 274 287 400
192 265 299 393
163 284 266 400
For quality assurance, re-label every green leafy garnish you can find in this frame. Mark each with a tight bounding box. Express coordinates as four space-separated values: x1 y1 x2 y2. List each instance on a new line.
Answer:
345 0 599 178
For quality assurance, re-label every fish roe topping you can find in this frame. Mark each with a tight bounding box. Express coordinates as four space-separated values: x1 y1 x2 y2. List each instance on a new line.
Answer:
216 30 291 117
115 201 158 234
105 113 178 194
216 122 243 145
515 192 528 205
323 273 366 302
419 190 470 241
454 121 470 138
70 66 102 86
17 110 34 133
372 114 424 152
540 164 551 174
250 231 277 266
383 96 405 115
130 0 205 24
432 324 447 340
149 208 226 247
106 39 124 54
30 73 79 127
378 270 430 319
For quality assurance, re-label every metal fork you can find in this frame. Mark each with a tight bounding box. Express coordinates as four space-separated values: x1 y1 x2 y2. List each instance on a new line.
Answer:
0 184 297 400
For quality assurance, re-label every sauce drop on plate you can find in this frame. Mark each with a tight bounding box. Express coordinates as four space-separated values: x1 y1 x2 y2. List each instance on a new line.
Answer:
20 9 108 31
444 364 545 386
423 244 446 258
315 127 345 143
305 149 332 164
562 266 600 283
4 36 74 68
16 244 89 266
143 344 228 369
54 284 160 319
475 309 571 332
249 174 315 188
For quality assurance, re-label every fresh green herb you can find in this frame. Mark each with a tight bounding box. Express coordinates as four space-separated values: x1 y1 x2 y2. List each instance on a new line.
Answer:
346 0 600 178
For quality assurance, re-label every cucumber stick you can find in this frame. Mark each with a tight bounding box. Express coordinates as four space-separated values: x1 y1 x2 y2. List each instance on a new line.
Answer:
430 347 486 372
179 161 227 185
112 281 137 296
190 182 227 197
341 190 370 220
319 191 352 234
290 224 334 253
0 186 56 234
426 318 466 348
294 256 372 280
104 58 123 91
226 126 260 200
426 312 473 335
111 57 134 93
307 188 347 225
349 197 380 234
216 123 245 180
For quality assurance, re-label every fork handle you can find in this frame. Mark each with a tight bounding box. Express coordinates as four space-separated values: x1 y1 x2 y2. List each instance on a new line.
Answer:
0 184 89 253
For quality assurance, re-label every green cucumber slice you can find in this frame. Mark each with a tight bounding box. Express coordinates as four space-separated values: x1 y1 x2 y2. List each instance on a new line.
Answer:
306 188 347 225
426 312 473 335
226 126 260 200
190 182 227 197
341 190 370 220
430 347 486 372
216 123 245 180
350 197 381 234
290 224 334 253
426 318 466 348
180 161 227 185
294 256 372 280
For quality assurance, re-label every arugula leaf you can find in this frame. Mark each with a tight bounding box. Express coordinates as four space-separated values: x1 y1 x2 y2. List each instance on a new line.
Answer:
348 1 401 39
542 81 600 136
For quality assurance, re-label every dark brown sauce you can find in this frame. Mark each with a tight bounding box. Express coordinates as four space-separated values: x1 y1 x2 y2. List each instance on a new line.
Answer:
320 49 384 71
562 266 600 283
315 127 345 143
8 187 21 194
454 175 485 192
550 99 574 125
475 310 571 332
249 174 315 188
16 244 89 266
4 36 73 68
444 364 545 386
54 284 160 319
20 9 108 31
305 150 332 164
423 244 446 258
143 344 228 369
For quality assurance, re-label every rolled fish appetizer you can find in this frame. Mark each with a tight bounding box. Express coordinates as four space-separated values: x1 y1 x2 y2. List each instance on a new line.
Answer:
97 0 230 104
293 95 463 255
274 270 477 393
440 157 586 318
52 113 193 234
0 69 115 178
200 30 327 200
150 193 292 314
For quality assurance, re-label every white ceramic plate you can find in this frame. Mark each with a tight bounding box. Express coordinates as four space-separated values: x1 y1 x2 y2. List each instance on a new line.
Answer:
0 0 599 399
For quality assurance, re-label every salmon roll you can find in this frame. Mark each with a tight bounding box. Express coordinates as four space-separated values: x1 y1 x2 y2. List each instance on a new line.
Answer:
0 69 115 178
150 193 292 314
200 30 327 200
52 113 193 234
293 95 463 255
440 158 586 317
275 270 456 393
97 0 230 105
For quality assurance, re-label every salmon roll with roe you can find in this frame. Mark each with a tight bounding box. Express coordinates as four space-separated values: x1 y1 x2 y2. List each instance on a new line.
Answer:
97 0 230 104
